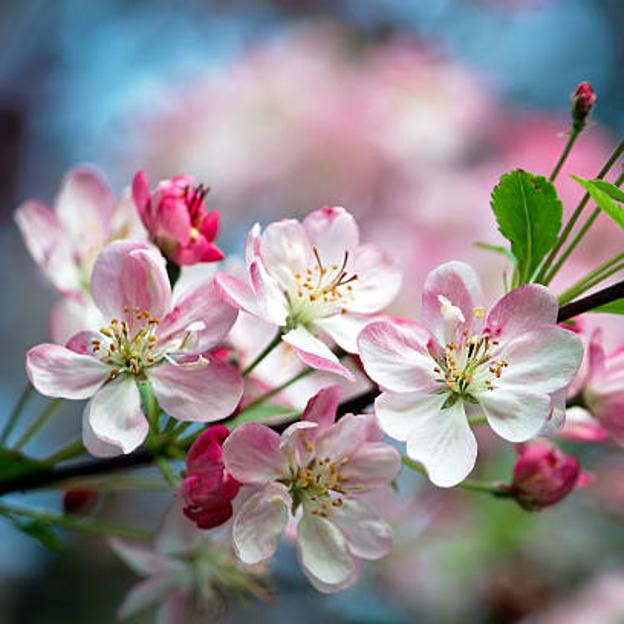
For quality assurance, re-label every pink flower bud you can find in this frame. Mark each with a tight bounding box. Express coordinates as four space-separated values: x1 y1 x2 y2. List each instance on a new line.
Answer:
571 82 596 129
63 487 98 515
132 170 224 266
179 424 240 530
510 442 581 511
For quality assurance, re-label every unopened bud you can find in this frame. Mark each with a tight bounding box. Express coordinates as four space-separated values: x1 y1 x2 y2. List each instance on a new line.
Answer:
571 82 596 131
63 487 98 515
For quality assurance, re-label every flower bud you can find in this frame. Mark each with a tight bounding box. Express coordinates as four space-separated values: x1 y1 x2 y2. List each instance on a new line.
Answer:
510 442 581 511
571 82 596 131
179 425 240 530
132 170 224 266
63 487 98 515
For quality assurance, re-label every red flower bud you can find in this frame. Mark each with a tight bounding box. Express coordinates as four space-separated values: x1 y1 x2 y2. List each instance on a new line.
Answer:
571 82 596 130
132 170 224 266
63 487 98 515
510 442 581 511
179 425 240 530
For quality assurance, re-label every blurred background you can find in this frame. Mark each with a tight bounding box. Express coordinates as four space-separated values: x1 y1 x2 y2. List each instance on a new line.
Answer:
1 1 624 622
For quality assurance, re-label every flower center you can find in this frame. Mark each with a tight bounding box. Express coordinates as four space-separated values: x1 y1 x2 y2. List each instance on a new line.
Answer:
287 247 358 325
433 329 508 398
92 305 161 379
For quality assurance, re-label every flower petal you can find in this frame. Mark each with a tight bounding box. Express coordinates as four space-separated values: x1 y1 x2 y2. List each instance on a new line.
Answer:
315 413 372 460
358 321 437 393
26 344 109 399
330 498 393 560
283 326 354 380
232 483 290 564
297 512 356 588
50 294 103 344
485 284 558 342
301 385 341 433
341 442 402 489
477 386 551 442
88 376 148 454
302 206 359 268
376 392 477 487
157 278 238 355
214 272 263 318
315 313 374 354
82 406 122 457
422 261 483 345
222 423 288 484
109 538 170 576
148 355 242 423
131 169 153 230
91 241 171 324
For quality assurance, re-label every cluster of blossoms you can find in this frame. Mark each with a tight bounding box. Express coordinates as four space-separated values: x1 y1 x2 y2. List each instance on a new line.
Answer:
10 78 624 618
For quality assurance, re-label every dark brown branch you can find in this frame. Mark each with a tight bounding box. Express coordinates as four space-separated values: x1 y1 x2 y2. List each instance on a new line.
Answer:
558 280 624 322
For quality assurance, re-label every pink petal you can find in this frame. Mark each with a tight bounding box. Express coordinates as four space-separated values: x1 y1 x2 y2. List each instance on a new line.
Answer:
148 355 243 422
55 166 115 248
341 442 401 489
301 386 341 434
14 200 80 292
244 223 262 266
376 391 477 487
155 503 204 556
91 241 171 324
156 589 187 624
87 376 148 454
157 278 238 355
477 386 551 442
560 407 610 443
232 483 291 564
222 423 288 484
358 321 437 393
131 169 153 230
347 243 402 314
50 294 103 344
297 512 356 589
283 326 354 380
249 259 288 326
485 284 558 342
26 343 109 399
82 407 122 457
118 577 177 620
422 261 483 346
315 413 373 460
330 498 393 559
154 196 191 245
109 538 170 576
301 206 359 268
315 313 375 354
214 272 264 319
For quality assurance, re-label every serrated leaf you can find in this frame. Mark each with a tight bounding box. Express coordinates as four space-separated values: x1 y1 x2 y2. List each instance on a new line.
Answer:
0 449 49 480
572 176 624 229
491 170 563 284
591 298 624 314
9 518 61 550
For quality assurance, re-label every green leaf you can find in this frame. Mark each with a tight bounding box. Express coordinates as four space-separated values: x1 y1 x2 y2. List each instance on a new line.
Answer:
591 179 624 203
0 449 49 480
7 518 61 550
491 170 563 284
474 241 516 262
572 175 624 229
591 298 624 314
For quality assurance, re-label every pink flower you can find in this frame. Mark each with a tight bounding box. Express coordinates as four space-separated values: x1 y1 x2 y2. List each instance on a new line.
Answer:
215 206 402 379
26 240 242 456
15 166 146 343
222 386 401 593
132 170 224 266
571 81 597 125
510 441 583 511
563 329 624 446
179 425 240 530
358 261 583 487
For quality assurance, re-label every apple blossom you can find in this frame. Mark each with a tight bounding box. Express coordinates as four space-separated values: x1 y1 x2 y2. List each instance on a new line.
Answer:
179 425 240 530
110 504 269 622
15 166 146 343
215 206 401 379
26 240 242 456
132 170 224 266
358 261 583 487
510 441 584 511
222 386 401 593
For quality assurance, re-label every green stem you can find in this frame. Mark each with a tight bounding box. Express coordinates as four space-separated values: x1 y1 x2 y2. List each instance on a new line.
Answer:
401 457 509 497
242 333 282 377
156 457 181 487
549 128 581 182
1 383 34 446
239 368 314 414
43 439 86 465
468 414 488 427
544 171 624 285
139 382 160 436
537 139 624 283
559 258 624 305
12 398 63 451
0 502 153 540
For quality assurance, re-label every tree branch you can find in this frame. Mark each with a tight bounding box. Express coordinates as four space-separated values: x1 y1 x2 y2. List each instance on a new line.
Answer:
557 280 624 322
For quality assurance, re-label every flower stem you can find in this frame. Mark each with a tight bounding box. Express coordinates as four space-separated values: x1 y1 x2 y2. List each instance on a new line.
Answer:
139 382 160 436
537 139 624 283
559 256 624 305
401 456 509 497
557 280 624 322
549 128 581 182
1 383 34 446
165 259 181 289
242 332 282 377
0 501 153 540
238 368 314 414
43 439 86 465
155 457 181 487
468 414 488 427
12 398 63 451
